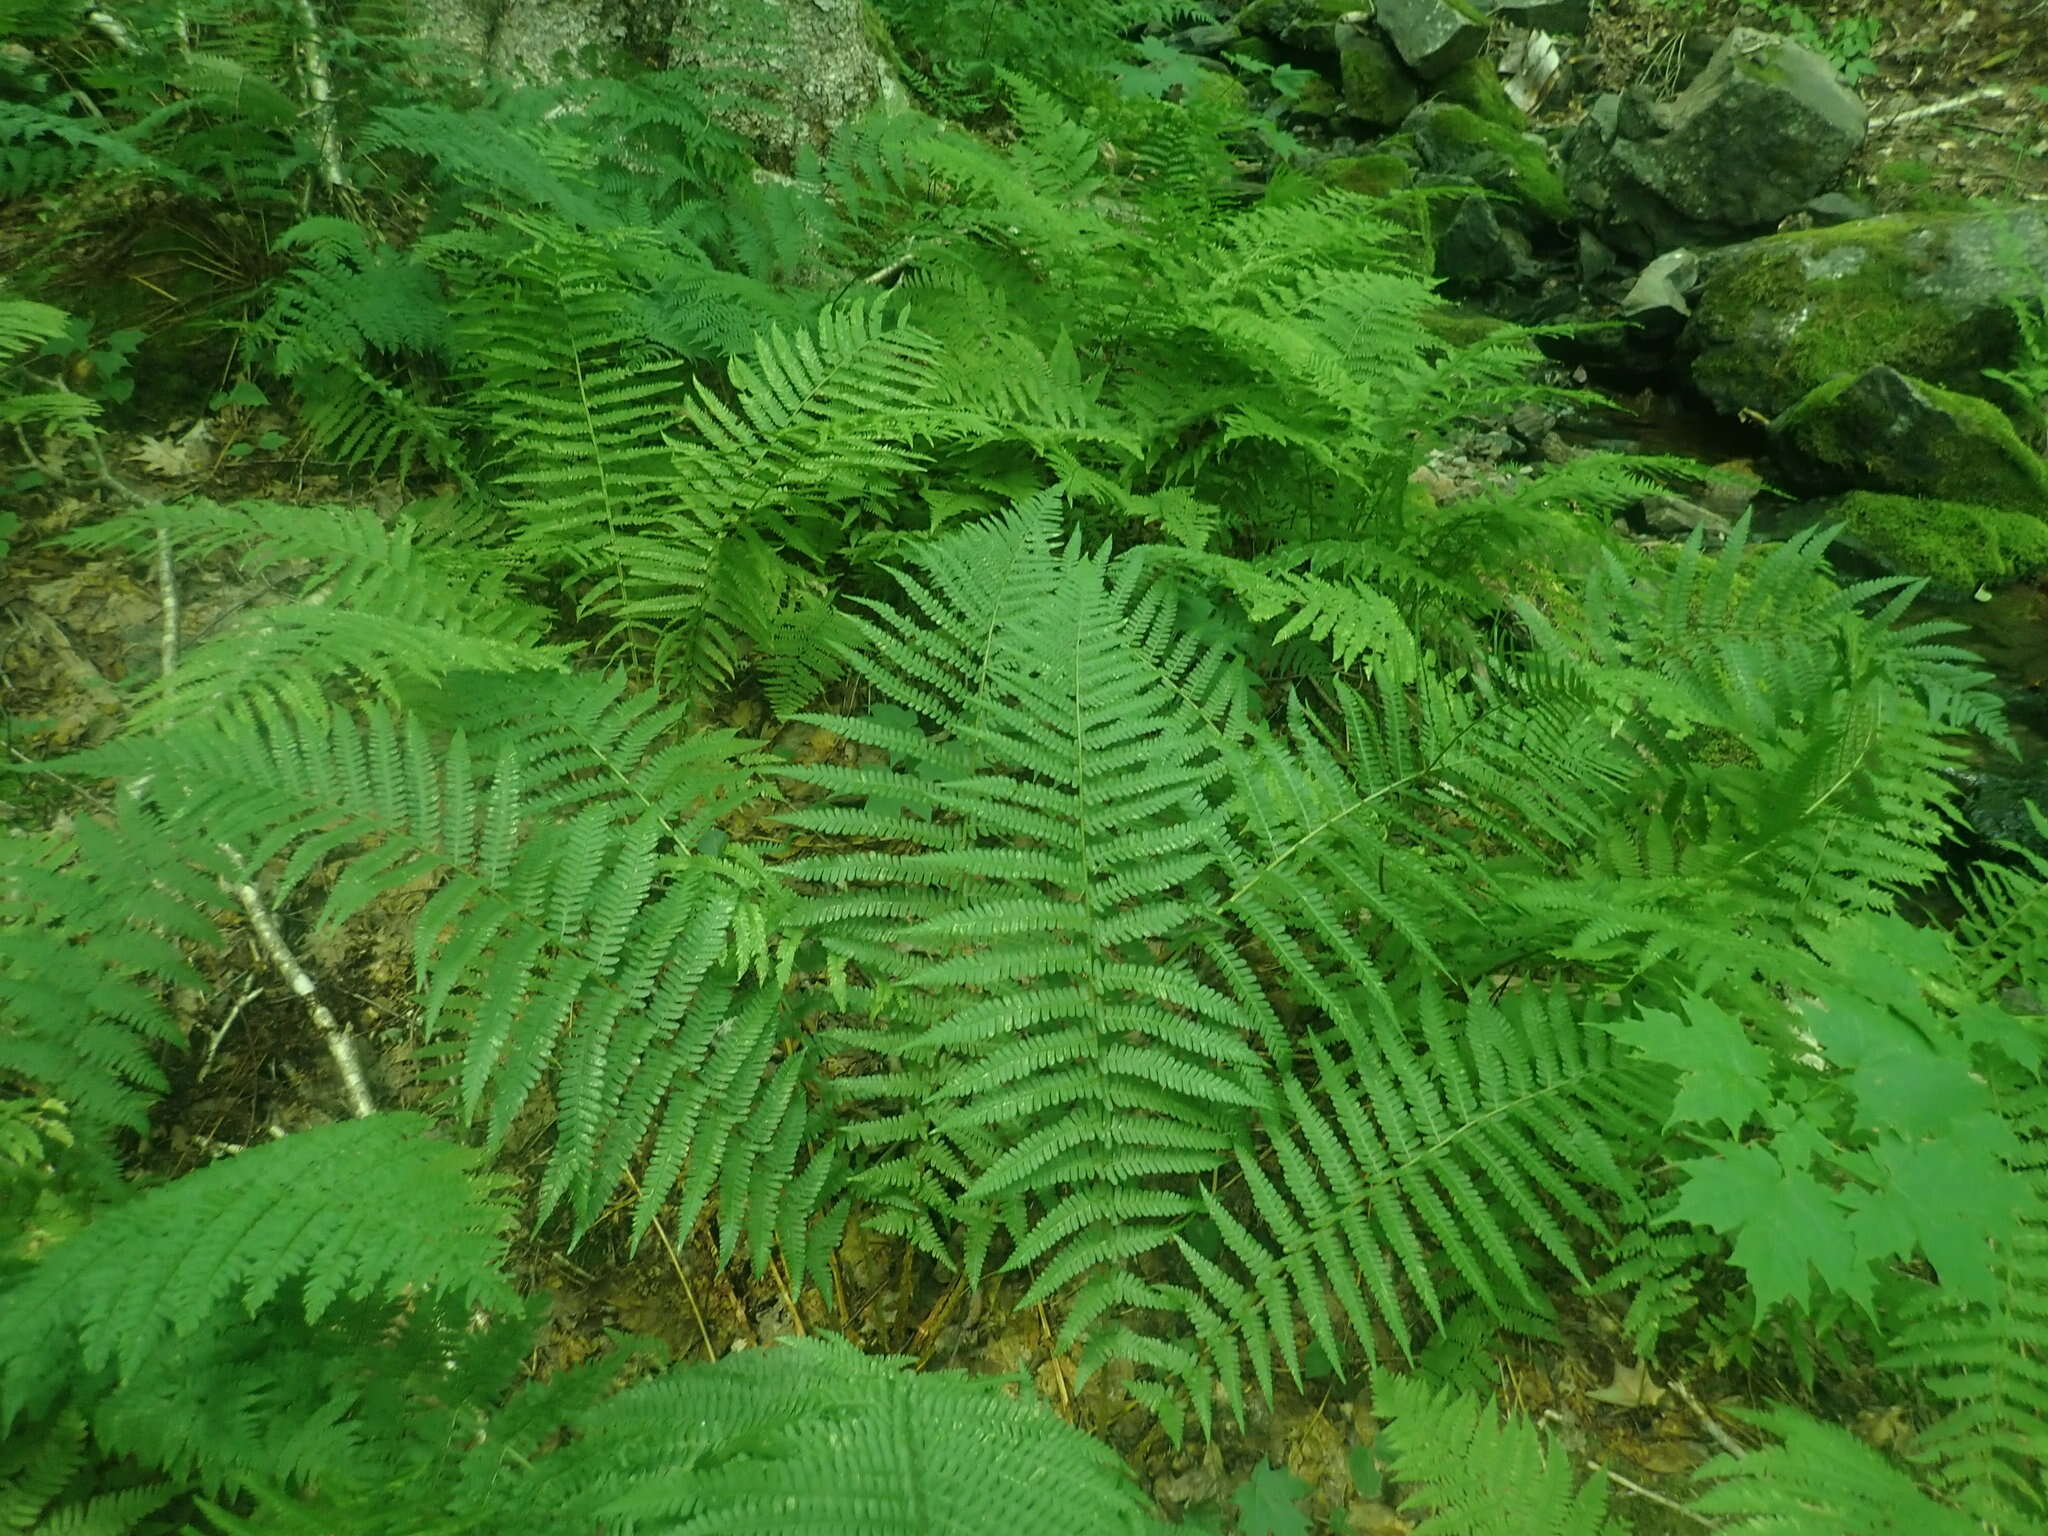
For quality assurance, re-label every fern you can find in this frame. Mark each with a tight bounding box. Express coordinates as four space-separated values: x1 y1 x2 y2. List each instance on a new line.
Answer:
0 808 222 1155
526 1334 1172 1534
1370 1371 1624 1535
1883 1087 2048 1526
1949 799 2048 1005
780 496 1268 1286
0 1113 517 1428
1075 984 1660 1435
0 1415 176 1536
591 295 946 697
57 670 819 1260
57 497 564 721
1687 1406 1982 1535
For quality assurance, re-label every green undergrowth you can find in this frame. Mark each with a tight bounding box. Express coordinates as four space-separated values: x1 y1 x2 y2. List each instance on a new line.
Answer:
4 0 2048 1531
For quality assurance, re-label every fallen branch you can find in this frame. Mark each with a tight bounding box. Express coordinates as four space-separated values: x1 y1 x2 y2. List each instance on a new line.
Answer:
1875 85 2006 130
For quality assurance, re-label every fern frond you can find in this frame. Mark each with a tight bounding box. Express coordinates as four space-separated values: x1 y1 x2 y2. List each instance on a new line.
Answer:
1687 1406 1980 1535
1091 984 1656 1431
1949 800 2048 1004
592 295 945 698
0 1113 517 1428
534 1334 1171 1535
780 500 1270 1287
1370 1371 1624 1535
59 497 564 721
1884 1089 2048 1526
0 810 221 1148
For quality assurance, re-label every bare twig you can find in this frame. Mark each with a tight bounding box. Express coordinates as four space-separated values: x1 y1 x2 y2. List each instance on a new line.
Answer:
1591 1465 1715 1526
1673 1379 1748 1461
218 843 377 1118
1875 85 2006 130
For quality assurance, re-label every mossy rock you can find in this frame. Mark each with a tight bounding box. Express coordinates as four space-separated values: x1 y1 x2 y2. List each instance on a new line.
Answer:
1686 208 2048 421
1435 55 1527 130
1315 151 1414 197
1337 29 1421 126
1772 366 2048 514
1826 491 2048 590
1404 101 1570 223
1235 0 1356 50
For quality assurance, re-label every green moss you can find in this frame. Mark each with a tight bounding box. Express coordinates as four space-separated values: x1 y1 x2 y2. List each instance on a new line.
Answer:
1315 152 1414 198
1830 491 2048 589
1690 216 2010 417
1435 57 1527 131
1411 103 1570 222
1337 32 1419 127
1874 158 1936 187
1776 368 2048 513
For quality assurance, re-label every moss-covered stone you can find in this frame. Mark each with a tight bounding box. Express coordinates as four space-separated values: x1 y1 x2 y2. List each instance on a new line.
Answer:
1337 29 1420 126
1404 101 1570 223
1686 210 2048 421
1315 152 1415 197
1435 55 1528 130
1235 0 1356 50
1772 366 2048 514
1827 491 2048 589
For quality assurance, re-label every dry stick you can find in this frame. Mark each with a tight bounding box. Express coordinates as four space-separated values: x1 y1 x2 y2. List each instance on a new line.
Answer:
1672 1378 1748 1461
1875 85 2007 130
626 1170 718 1362
1591 1465 1715 1527
218 843 378 1119
73 415 378 1118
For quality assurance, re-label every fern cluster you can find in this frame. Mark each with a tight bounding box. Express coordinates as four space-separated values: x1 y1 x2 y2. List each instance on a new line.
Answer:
5 3 2048 1531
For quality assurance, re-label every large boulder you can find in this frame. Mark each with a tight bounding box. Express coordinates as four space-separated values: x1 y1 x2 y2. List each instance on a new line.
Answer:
1562 28 1865 258
1685 207 2048 421
1769 366 2048 514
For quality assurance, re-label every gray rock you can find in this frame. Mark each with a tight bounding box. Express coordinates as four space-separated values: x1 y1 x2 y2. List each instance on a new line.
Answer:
1620 247 1702 319
1803 191 1874 226
1562 29 1867 258
1640 493 1733 542
1373 0 1487 80
1436 192 1530 286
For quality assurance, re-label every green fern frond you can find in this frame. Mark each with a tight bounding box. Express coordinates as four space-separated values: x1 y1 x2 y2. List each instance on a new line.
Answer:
0 810 221 1149
66 673 806 1256
1370 1371 1624 1535
535 1334 1171 1535
0 1113 517 1428
1884 1090 2048 1526
0 1414 176 1536
1089 984 1655 1431
1949 800 2048 1003
1687 1406 1980 1535
59 497 564 721
780 499 1269 1286
592 296 945 697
